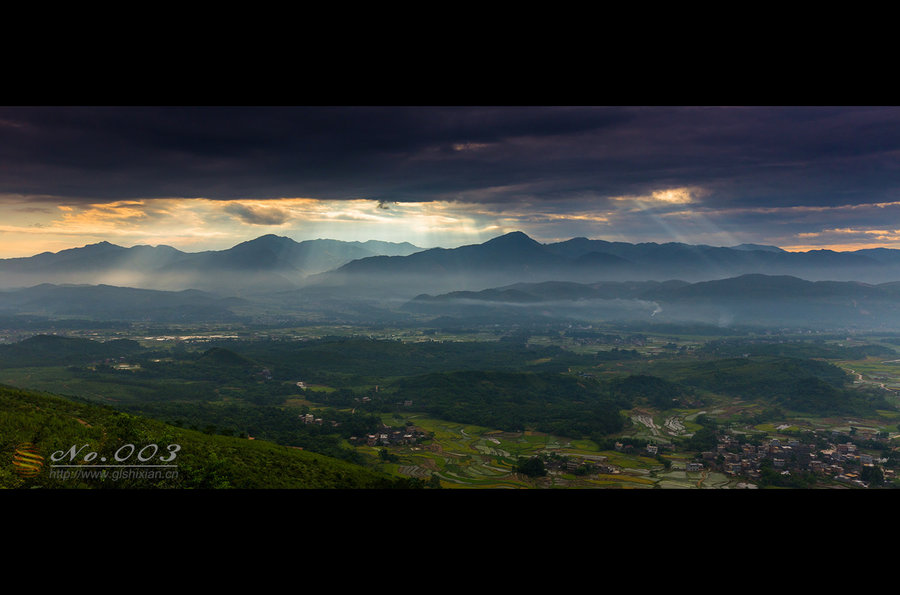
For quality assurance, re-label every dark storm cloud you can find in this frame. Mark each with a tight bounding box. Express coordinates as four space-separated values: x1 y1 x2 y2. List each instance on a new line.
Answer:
0 106 630 202
2 106 900 211
223 203 292 226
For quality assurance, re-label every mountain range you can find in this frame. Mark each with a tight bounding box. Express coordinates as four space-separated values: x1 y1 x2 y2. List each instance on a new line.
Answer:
0 235 422 293
408 275 900 329
5 231 900 328
312 231 900 295
6 231 900 295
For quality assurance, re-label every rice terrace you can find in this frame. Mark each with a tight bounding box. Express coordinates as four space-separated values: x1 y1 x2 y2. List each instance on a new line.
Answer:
360 413 742 489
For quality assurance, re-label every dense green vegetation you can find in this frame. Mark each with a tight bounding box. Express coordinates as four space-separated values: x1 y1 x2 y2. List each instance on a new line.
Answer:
386 370 629 439
199 337 597 383
128 400 384 464
516 456 547 477
2 330 898 489
608 374 689 409
0 335 143 367
0 384 415 489
698 339 897 360
635 356 892 416
5 334 895 444
683 414 720 451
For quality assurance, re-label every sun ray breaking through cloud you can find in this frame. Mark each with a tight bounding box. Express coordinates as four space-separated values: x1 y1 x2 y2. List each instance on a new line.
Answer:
3 185 900 257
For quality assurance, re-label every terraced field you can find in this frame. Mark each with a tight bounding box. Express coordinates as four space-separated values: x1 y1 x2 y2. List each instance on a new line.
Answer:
367 413 744 488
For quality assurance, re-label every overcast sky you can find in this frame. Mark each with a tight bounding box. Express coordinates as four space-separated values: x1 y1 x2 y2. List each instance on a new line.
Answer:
2 105 899 257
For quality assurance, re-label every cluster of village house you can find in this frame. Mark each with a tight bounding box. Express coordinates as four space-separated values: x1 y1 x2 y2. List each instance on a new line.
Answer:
299 413 340 427
299 411 426 446
690 432 894 487
544 454 619 475
541 428 895 487
349 425 428 447
643 429 891 487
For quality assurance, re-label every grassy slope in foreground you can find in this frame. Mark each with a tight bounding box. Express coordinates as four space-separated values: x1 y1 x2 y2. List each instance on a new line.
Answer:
0 385 405 489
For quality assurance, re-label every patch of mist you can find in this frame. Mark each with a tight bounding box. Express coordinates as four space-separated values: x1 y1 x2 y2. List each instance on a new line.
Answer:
433 297 663 310
717 311 734 327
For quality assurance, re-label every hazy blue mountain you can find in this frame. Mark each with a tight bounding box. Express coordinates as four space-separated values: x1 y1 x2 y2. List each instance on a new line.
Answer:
546 238 879 279
729 243 786 253
0 242 186 274
310 231 574 295
337 231 561 274
639 274 892 300
0 283 249 322
415 275 900 303
3 231 900 300
158 235 420 274
357 239 422 256
572 251 634 268
408 274 900 329
316 232 682 294
0 235 422 292
415 280 679 303
853 247 900 264
311 231 897 297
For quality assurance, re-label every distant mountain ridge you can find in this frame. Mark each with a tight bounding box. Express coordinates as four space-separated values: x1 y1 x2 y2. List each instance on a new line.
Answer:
408 274 900 329
5 231 900 298
0 283 249 322
0 235 423 292
414 274 900 303
312 231 900 295
730 243 786 253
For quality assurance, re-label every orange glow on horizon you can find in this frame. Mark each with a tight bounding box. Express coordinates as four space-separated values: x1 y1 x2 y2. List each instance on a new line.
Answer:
779 242 900 252
6 194 900 259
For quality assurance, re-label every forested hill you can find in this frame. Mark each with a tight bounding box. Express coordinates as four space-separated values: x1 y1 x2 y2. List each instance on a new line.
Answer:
0 334 144 367
0 385 410 489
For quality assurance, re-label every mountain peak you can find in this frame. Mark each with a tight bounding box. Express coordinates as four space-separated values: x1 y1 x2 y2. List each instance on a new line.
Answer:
246 234 294 244
228 234 299 251
79 240 121 250
730 243 785 253
482 231 541 247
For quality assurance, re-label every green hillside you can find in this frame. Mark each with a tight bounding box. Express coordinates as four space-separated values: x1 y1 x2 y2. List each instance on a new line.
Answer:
0 384 410 489
388 370 628 438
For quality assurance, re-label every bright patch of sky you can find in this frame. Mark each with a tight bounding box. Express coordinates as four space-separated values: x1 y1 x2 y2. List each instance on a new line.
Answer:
4 187 900 257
